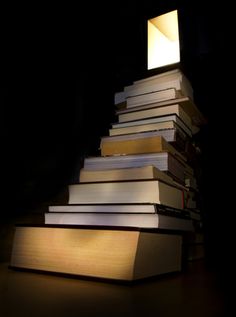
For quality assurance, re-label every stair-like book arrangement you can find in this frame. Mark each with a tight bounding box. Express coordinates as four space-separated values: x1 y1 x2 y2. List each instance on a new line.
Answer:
10 67 206 281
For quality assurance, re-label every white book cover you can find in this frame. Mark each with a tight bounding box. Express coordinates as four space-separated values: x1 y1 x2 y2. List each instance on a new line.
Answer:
44 212 194 231
68 180 184 210
48 204 157 213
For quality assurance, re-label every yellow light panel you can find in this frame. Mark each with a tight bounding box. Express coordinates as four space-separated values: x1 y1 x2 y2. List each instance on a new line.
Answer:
148 10 180 70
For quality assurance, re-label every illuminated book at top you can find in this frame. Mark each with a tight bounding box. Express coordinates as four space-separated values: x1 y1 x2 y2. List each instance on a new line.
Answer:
148 9 180 70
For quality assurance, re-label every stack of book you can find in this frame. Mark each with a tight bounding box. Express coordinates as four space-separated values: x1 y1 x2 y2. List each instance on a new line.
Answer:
10 68 206 281
112 68 206 262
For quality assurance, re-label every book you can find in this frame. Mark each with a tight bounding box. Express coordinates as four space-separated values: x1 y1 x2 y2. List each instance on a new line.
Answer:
100 134 187 164
102 129 188 155
48 203 189 217
111 113 192 137
109 119 190 140
79 165 175 185
44 212 194 231
83 152 186 184
10 225 183 281
68 179 185 210
147 10 180 70
116 96 207 128
126 87 182 108
117 103 194 133
124 68 194 100
48 203 164 214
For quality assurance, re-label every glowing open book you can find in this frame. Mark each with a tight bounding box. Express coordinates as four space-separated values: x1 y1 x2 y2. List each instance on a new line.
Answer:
148 10 180 70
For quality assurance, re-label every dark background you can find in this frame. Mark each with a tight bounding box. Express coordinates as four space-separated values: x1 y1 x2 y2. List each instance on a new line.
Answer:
2 0 232 284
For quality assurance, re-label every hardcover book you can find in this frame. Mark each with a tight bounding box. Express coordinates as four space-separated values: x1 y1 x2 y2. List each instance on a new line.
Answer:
100 134 186 164
10 226 183 281
68 179 185 210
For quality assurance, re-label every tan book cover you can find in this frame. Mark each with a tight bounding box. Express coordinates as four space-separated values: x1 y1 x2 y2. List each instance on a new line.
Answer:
100 134 186 164
10 226 182 281
79 165 174 185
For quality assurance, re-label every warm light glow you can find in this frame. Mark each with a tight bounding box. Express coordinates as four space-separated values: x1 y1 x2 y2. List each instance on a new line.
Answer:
148 10 180 70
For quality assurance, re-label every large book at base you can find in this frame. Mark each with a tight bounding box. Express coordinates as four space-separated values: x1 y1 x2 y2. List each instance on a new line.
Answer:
10 226 183 281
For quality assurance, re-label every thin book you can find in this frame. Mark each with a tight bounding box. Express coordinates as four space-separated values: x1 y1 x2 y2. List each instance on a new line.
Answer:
44 212 194 231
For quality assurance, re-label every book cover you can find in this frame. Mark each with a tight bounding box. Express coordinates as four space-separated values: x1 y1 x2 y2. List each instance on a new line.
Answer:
100 134 186 164
106 128 188 152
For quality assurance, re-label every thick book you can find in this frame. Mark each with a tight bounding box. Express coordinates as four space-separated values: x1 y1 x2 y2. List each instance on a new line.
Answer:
68 179 185 210
10 226 183 281
99 128 189 156
83 152 186 184
44 212 193 231
100 134 186 164
124 68 193 100
79 165 175 185
111 113 192 137
117 103 193 134
126 87 182 108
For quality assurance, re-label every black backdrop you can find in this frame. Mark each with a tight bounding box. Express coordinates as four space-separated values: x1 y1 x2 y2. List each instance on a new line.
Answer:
2 0 232 281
